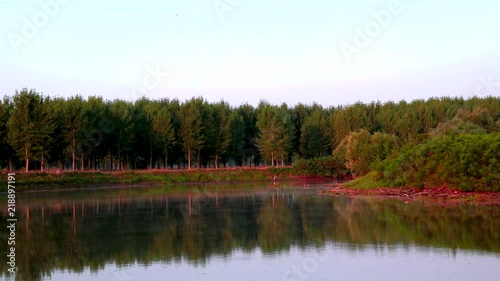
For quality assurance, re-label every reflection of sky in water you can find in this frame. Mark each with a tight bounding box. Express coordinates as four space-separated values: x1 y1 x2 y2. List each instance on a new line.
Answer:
42 245 500 281
1 184 499 281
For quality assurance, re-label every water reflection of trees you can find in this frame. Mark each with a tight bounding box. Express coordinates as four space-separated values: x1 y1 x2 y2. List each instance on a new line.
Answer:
1 192 499 281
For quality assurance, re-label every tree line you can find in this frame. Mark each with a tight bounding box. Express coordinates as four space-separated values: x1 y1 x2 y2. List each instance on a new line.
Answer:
0 88 499 172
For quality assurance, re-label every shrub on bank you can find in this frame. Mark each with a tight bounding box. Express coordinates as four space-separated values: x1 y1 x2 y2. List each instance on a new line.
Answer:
292 157 349 178
376 133 500 191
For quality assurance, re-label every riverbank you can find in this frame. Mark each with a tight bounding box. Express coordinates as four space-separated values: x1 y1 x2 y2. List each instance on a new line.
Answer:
3 167 499 204
2 167 296 192
322 181 500 205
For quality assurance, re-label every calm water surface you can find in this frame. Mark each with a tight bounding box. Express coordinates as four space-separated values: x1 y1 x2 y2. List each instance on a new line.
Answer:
1 183 499 281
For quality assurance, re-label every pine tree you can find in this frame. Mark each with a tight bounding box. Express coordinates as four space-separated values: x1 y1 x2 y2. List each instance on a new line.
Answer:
212 101 232 168
7 89 53 172
86 96 114 170
109 100 135 170
256 102 291 166
179 97 205 169
0 96 13 169
228 110 245 166
58 95 89 170
300 106 329 159
153 99 176 169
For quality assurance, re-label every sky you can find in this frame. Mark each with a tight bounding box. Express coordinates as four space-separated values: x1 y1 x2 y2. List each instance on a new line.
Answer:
0 0 499 106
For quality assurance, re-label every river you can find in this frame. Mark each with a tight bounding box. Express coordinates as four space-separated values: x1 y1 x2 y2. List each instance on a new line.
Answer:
1 182 499 281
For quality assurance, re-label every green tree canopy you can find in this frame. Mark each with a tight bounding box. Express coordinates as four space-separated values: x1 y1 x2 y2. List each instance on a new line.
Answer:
7 89 54 171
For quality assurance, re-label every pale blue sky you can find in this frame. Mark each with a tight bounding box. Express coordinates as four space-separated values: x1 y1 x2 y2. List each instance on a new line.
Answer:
1 0 499 106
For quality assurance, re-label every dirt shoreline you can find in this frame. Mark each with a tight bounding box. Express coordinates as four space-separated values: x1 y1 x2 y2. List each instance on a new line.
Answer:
321 183 500 205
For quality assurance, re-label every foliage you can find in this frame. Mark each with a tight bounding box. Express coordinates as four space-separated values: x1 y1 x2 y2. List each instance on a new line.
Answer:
0 96 13 168
228 110 245 165
54 95 89 170
1 90 500 191
109 99 135 170
431 107 500 136
343 129 399 176
211 101 232 168
377 133 500 191
6 89 54 171
151 99 177 167
345 129 373 176
299 104 330 158
256 101 292 166
292 156 349 177
179 97 205 169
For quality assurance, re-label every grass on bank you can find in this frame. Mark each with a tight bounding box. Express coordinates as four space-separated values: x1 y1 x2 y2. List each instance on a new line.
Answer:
342 172 391 189
3 167 294 192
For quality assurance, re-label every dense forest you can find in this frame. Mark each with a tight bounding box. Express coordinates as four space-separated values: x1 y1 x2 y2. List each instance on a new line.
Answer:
1 89 499 187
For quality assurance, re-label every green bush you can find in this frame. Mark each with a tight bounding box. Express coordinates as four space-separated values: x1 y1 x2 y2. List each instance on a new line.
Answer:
376 133 500 191
292 157 349 177
334 129 399 177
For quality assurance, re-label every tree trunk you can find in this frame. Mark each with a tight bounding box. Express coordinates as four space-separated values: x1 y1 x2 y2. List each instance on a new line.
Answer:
25 147 29 172
215 154 219 169
150 148 153 170
72 136 76 171
188 148 191 170
41 153 45 172
281 155 284 167
118 145 121 171
271 151 274 167
81 153 84 171
165 145 168 169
